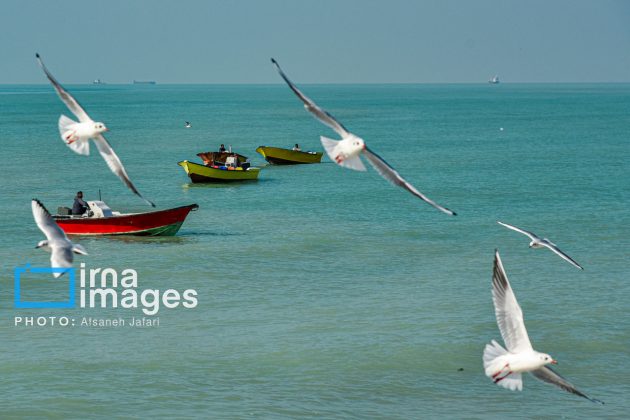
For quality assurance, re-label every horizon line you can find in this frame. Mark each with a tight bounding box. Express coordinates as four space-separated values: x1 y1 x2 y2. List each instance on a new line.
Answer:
3 81 630 86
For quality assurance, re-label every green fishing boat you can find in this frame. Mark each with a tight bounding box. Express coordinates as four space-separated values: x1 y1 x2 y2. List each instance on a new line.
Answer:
256 146 323 165
178 160 260 183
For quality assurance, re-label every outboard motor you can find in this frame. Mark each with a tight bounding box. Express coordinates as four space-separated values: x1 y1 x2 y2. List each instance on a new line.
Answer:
87 201 114 218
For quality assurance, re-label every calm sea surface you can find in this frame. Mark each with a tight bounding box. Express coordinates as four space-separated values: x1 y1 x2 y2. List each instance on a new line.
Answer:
0 83 628 418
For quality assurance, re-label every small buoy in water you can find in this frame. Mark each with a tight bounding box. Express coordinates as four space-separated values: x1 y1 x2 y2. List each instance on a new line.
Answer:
458 368 464 371
499 127 504 131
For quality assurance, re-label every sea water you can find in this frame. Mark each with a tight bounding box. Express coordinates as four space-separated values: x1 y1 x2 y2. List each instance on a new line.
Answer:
0 83 628 418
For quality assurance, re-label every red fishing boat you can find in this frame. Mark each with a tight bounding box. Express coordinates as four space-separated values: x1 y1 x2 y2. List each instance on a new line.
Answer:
53 201 198 236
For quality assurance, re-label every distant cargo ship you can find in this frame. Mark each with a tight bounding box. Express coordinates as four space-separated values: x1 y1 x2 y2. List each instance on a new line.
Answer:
93 79 105 85
133 80 156 85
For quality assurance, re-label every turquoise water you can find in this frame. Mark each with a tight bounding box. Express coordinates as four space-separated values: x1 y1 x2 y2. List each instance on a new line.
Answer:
1 83 629 418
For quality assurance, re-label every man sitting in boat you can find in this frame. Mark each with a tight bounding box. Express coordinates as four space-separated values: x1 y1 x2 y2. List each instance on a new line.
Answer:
219 144 226 153
72 191 88 215
292 143 301 151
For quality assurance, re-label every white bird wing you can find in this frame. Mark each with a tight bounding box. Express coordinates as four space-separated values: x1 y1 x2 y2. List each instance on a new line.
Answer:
271 58 350 138
33 199 75 277
93 134 155 207
32 199 68 243
363 147 456 216
36 53 92 123
492 250 533 353
497 221 538 241
531 366 603 404
541 241 584 270
50 246 74 278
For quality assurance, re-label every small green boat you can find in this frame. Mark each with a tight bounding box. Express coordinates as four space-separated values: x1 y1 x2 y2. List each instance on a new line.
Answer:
178 160 261 183
256 146 323 165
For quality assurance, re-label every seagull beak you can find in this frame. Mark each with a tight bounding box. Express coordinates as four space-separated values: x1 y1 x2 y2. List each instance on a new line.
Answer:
551 359 558 365
104 128 110 132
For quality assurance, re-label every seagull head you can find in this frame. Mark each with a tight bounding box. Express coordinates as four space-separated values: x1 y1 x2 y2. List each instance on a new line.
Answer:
35 240 50 251
94 122 109 133
347 135 365 152
528 240 539 248
540 353 557 365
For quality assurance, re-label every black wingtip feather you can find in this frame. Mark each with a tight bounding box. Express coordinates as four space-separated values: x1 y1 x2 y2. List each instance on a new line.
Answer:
36 53 40 58
32 198 51 216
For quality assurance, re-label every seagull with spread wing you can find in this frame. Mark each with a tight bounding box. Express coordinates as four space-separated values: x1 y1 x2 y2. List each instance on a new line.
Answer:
271 58 455 216
483 250 602 403
497 221 583 270
32 199 88 278
36 53 154 207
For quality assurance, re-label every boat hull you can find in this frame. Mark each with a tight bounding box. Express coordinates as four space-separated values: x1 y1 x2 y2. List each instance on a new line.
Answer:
53 204 198 236
256 146 323 165
178 160 260 183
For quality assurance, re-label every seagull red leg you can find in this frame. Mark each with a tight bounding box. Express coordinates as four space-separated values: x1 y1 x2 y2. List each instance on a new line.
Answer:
494 370 513 383
64 131 77 144
491 363 510 381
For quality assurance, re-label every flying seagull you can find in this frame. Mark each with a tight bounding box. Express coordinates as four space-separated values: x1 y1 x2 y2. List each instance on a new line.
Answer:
185 121 192 128
483 250 602 403
32 199 88 278
270 58 456 216
36 53 155 207
497 221 583 270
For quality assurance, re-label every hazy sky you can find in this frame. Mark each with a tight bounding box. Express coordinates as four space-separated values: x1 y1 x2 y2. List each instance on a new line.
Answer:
2 0 630 83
